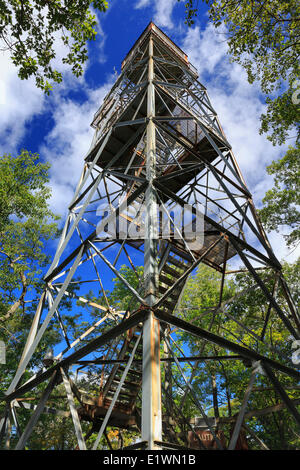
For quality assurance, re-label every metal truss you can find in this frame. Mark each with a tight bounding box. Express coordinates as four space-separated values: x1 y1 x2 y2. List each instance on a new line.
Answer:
1 22 300 451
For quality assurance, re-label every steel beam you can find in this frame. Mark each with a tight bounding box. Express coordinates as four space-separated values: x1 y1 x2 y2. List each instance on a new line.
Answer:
142 35 162 450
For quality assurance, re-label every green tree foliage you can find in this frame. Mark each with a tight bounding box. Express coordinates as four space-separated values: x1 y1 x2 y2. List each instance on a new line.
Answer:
258 144 300 248
175 261 300 449
0 150 59 325
0 0 108 93
0 151 66 408
179 0 300 145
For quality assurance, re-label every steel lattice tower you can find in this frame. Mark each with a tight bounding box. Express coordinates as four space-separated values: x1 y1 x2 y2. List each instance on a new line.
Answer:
2 22 300 451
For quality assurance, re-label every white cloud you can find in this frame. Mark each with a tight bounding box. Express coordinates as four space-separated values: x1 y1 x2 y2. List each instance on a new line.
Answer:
40 79 114 216
0 51 45 155
135 0 177 29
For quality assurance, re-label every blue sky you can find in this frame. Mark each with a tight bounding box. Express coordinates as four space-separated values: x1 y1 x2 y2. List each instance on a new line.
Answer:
0 0 298 269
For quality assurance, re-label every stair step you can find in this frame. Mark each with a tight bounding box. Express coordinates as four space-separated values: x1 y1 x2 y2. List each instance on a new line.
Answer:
167 255 189 270
162 264 181 278
171 244 193 262
158 285 179 299
160 299 177 311
107 387 138 398
118 366 142 376
159 274 174 287
112 379 141 391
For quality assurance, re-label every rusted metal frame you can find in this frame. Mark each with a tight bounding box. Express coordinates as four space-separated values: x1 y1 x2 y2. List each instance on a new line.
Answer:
164 336 224 450
88 241 146 305
15 371 58 450
191 157 230 192
154 309 300 381
92 334 142 450
152 40 184 72
230 238 299 340
155 191 197 262
46 290 71 350
260 275 280 341
5 309 147 404
101 181 125 213
153 57 201 106
106 85 147 133
60 367 86 450
100 181 147 237
262 363 300 427
177 71 216 118
228 365 258 450
218 210 245 237
7 244 86 397
100 320 134 398
242 252 269 268
154 178 275 269
154 236 225 310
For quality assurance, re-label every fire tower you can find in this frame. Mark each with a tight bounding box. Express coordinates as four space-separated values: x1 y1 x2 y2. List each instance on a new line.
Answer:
1 22 300 451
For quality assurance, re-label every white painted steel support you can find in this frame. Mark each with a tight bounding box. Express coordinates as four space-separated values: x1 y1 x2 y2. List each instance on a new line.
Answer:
141 35 162 450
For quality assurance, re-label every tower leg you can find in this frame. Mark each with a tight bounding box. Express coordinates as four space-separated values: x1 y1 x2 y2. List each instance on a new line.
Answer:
141 34 162 450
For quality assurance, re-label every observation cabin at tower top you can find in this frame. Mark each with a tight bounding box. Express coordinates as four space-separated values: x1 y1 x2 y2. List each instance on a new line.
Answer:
121 21 199 78
88 21 229 191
